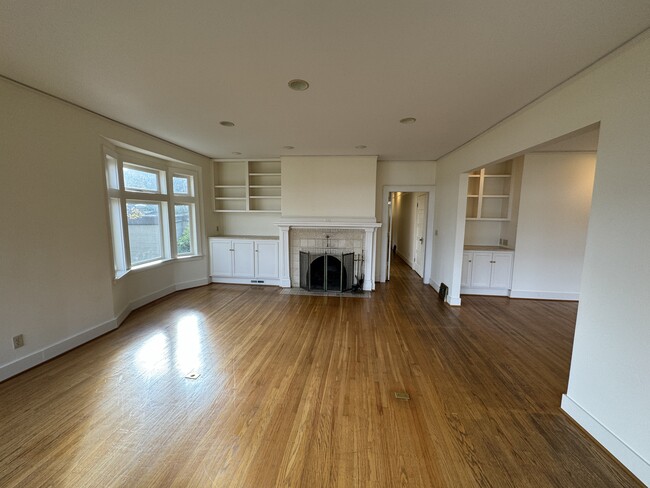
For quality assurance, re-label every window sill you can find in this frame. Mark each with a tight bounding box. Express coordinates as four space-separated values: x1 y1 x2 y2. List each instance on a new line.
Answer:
113 254 204 282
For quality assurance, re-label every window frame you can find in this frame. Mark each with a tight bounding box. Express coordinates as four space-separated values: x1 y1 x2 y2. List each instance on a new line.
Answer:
103 145 202 279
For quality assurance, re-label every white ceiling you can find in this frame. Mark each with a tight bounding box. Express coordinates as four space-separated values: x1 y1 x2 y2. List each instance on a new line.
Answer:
1 1 648 160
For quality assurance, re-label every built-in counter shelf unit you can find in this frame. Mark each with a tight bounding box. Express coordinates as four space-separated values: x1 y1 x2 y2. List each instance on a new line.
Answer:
461 247 514 296
466 160 513 221
213 160 281 213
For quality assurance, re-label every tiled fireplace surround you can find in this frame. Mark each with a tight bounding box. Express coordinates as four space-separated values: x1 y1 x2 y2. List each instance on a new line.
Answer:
276 220 381 291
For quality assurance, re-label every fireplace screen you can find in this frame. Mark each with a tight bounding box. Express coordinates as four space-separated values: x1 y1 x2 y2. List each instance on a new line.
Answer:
299 251 354 292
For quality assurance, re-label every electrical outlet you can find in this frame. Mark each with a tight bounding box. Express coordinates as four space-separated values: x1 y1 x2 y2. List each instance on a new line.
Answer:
13 334 24 349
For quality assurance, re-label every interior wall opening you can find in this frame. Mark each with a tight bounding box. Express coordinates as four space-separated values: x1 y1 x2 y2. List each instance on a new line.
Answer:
456 122 600 302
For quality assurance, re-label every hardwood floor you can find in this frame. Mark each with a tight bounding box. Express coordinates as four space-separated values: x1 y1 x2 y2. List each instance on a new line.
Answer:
0 257 641 487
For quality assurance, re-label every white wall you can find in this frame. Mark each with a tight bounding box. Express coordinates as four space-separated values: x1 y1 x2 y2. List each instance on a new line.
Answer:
431 32 650 483
463 221 502 246
0 78 213 381
281 156 377 218
375 160 436 217
510 152 595 300
219 213 278 237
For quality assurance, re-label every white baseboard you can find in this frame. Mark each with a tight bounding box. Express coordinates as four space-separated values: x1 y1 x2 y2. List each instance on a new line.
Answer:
430 280 440 292
0 318 118 382
1 278 210 382
561 394 649 485
461 286 509 297
176 277 210 291
117 278 211 326
211 276 280 286
510 290 579 301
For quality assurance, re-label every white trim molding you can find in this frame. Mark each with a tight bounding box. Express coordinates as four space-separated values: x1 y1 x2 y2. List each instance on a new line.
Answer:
379 185 435 285
509 290 579 301
562 394 649 485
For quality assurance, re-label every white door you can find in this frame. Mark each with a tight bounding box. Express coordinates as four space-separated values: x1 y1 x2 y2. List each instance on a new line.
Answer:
490 252 513 289
232 240 255 277
461 252 473 288
413 193 428 277
470 252 493 288
255 241 279 278
210 240 233 277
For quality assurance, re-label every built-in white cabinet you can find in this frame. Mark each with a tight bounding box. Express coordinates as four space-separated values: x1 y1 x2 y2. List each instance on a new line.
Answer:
461 249 514 296
254 240 279 279
209 237 279 285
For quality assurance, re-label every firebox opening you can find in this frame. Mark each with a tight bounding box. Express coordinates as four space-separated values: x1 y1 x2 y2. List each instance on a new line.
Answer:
300 251 354 292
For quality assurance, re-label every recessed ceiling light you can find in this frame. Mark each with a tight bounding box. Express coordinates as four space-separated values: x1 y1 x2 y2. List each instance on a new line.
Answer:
283 145 295 150
232 152 242 155
288 79 310 91
220 121 235 127
400 117 416 124
355 145 367 149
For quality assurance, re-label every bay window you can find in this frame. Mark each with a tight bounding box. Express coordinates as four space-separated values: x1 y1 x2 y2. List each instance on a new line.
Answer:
104 147 201 278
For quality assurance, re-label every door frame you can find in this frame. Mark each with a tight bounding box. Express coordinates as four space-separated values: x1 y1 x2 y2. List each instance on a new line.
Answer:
379 185 435 284
413 192 428 277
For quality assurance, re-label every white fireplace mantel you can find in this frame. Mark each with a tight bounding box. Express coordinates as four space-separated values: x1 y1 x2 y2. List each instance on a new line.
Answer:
276 218 381 291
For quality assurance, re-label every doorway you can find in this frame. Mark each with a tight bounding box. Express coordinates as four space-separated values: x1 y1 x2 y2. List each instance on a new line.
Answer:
381 186 434 284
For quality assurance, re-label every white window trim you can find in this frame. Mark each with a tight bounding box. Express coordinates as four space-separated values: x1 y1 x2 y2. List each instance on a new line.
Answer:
102 145 203 280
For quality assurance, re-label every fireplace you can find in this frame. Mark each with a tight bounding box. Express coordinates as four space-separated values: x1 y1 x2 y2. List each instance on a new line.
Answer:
300 251 355 292
276 219 382 291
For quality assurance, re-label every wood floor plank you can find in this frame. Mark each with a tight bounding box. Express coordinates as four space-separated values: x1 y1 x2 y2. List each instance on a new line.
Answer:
0 257 642 487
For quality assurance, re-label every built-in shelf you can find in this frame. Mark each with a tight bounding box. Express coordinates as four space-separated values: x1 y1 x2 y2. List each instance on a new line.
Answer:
212 160 281 212
466 161 513 220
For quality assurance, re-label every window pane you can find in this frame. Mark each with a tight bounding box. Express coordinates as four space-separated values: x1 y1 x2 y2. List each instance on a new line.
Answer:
175 204 193 255
173 176 190 195
127 202 162 265
123 165 159 192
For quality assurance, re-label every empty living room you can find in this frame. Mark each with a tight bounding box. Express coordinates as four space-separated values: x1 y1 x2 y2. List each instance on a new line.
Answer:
1 2 648 487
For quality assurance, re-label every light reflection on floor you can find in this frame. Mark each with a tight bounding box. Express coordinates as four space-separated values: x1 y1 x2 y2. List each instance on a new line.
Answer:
135 333 170 375
174 314 202 375
134 313 204 377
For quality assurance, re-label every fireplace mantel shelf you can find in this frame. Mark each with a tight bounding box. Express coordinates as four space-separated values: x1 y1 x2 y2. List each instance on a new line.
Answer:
275 219 381 229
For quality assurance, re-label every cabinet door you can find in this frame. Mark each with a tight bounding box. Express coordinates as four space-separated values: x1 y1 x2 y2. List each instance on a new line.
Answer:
210 240 233 277
255 241 279 278
470 252 493 288
461 252 473 287
232 240 255 277
490 252 513 289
